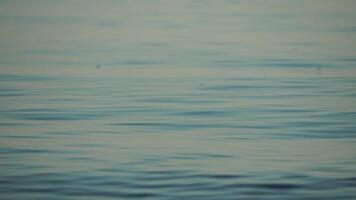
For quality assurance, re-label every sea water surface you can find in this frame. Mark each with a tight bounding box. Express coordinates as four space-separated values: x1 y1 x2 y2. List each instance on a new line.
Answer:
1 1 356 199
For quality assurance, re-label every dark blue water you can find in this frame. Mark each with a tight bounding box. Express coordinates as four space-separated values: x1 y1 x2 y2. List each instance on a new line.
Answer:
1 1 356 199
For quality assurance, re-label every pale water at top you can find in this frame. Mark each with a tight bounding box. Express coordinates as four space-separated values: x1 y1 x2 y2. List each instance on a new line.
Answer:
1 1 356 199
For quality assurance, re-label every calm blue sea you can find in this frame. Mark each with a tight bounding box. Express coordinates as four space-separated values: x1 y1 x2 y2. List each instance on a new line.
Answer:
1 1 356 199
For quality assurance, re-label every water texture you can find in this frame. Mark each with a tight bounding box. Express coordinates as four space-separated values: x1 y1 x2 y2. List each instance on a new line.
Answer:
1 1 356 199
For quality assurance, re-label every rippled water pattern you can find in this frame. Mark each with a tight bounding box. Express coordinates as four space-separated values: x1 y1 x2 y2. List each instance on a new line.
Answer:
1 1 356 199
1 75 356 199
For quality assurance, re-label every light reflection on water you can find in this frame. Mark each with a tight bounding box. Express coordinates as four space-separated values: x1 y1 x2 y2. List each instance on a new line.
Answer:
1 0 356 199
1 75 356 199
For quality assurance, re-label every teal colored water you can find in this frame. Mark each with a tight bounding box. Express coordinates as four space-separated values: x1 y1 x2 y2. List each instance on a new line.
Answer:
1 1 356 199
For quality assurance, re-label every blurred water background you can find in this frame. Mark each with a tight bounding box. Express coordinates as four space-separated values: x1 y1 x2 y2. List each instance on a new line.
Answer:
1 0 356 199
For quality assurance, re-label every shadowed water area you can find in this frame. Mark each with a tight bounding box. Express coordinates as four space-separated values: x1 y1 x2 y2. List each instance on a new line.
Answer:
1 0 356 199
